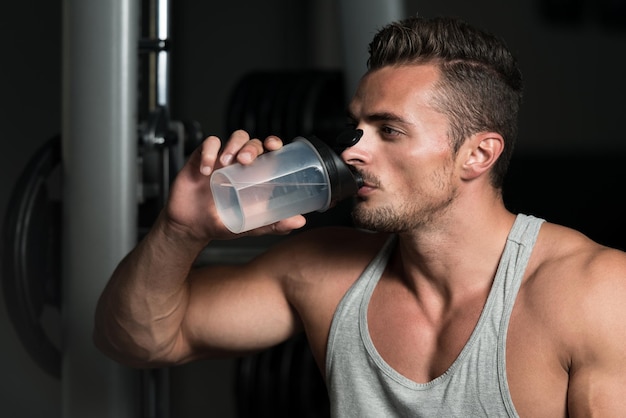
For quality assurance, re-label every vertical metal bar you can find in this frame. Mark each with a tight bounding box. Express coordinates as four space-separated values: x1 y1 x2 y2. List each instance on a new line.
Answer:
337 0 406 100
154 0 172 212
62 0 139 417
156 0 170 107
142 0 172 416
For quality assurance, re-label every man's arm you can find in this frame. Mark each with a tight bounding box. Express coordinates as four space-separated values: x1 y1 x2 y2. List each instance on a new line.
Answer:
93 131 306 368
94 215 207 367
566 248 626 416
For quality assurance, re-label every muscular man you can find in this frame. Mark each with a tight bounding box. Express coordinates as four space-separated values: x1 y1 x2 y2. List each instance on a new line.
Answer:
94 15 626 416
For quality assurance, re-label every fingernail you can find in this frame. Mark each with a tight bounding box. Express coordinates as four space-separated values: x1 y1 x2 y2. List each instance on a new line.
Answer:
201 166 212 176
220 154 233 165
239 152 253 164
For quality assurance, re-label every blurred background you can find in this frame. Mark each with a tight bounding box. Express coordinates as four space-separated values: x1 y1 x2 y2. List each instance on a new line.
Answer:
1 0 624 417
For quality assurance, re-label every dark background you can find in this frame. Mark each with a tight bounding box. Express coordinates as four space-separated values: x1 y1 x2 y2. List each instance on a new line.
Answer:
1 0 624 417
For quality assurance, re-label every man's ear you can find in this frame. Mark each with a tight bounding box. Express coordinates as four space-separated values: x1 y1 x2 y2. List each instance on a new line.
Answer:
461 132 504 180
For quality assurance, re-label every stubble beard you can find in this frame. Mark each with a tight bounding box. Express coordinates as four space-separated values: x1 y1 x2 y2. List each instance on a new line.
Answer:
350 160 459 233
351 187 458 233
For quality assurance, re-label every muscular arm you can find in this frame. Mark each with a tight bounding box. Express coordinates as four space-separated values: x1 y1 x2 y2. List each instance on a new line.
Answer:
94 219 301 367
566 248 626 416
93 131 306 368
93 216 205 367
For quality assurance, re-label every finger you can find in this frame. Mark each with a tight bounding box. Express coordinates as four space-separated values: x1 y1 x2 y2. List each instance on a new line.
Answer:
236 215 306 237
199 136 223 176
236 137 265 165
219 130 251 166
267 215 307 235
263 135 284 152
237 135 283 165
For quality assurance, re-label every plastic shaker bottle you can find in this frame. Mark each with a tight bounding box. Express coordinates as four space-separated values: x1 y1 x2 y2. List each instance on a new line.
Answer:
210 133 363 233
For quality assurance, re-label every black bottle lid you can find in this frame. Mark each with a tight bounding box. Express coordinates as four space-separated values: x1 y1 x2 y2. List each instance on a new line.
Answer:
298 133 363 208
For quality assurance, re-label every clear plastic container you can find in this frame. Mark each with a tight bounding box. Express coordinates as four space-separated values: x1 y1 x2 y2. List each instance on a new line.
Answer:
210 136 362 233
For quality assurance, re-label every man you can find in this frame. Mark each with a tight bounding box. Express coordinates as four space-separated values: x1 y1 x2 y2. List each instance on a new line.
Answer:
94 15 626 416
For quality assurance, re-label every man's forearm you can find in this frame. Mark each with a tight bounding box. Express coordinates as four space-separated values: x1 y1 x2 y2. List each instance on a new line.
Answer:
93 214 209 367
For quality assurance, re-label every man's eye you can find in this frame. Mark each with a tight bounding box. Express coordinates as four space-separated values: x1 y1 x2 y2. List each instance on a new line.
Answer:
381 126 400 136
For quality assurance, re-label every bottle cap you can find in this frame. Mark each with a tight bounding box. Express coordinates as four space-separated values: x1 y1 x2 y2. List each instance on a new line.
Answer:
295 134 363 208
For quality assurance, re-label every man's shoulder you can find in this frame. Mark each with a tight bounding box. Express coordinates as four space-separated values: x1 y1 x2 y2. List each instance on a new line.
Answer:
250 226 392 288
525 223 626 414
522 221 626 340
532 221 626 284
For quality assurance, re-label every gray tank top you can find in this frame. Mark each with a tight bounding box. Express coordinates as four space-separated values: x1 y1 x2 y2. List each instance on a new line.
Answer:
325 214 544 417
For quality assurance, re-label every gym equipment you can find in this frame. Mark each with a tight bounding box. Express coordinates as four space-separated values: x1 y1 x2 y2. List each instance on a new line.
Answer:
2 1 199 417
226 70 346 143
3 0 407 416
2 135 62 379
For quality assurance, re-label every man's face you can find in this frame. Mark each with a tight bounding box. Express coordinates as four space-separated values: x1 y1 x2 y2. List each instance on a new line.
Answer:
342 64 461 233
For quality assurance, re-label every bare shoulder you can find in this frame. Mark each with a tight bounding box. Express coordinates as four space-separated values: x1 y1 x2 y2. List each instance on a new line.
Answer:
519 222 626 409
256 226 392 304
255 226 391 362
525 221 626 318
510 222 626 414
530 222 626 293
515 221 626 357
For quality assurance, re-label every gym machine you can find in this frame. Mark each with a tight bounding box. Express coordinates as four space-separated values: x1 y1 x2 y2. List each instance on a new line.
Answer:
3 0 195 416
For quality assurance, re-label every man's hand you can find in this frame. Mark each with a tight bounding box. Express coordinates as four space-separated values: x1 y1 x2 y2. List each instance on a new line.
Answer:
163 130 306 244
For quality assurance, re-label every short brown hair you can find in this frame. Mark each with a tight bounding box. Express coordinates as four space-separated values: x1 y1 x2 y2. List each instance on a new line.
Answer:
368 15 523 188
